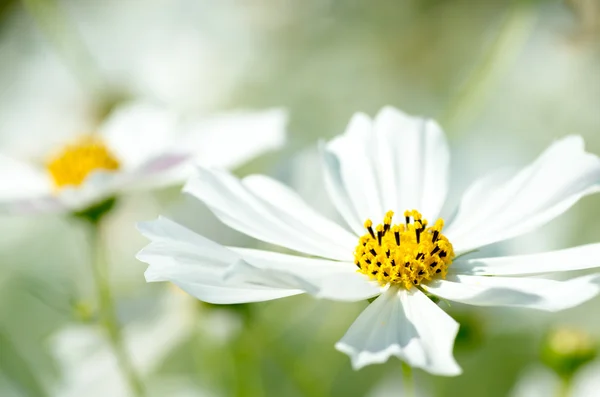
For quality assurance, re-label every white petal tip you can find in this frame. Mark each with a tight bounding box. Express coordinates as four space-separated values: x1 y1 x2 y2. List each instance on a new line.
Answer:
334 342 462 376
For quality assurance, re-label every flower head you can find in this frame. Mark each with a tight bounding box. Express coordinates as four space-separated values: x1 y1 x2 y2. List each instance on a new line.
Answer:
137 106 600 376
1 102 287 214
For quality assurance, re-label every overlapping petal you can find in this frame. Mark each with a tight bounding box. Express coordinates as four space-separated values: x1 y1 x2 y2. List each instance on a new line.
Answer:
335 287 461 376
137 216 302 304
180 108 287 169
227 248 383 302
184 167 356 261
322 107 450 235
450 243 600 276
446 136 600 253
101 101 182 171
422 274 600 311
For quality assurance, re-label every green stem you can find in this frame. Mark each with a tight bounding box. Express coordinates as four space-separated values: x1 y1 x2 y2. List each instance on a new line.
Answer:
401 362 415 397
439 0 538 132
231 306 265 397
86 221 145 397
556 377 572 397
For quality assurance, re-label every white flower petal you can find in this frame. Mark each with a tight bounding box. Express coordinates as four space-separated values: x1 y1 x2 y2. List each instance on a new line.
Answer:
180 108 287 169
335 287 461 376
0 159 121 214
423 274 600 312
136 216 302 304
373 107 450 221
322 107 450 234
446 136 600 253
242 174 357 245
574 361 600 397
0 155 51 200
451 243 600 276
184 167 355 261
100 101 181 170
322 113 383 234
227 248 382 302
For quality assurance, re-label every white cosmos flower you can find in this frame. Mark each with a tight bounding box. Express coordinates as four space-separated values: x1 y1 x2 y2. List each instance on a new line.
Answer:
137 106 600 376
0 101 286 214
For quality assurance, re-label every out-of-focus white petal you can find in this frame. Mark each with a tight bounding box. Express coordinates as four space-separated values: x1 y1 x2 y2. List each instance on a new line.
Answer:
100 101 182 170
227 248 382 302
335 287 461 376
451 243 600 276
184 167 355 261
0 155 51 201
180 108 287 169
50 293 197 397
446 136 600 253
510 366 558 397
423 274 600 312
136 216 302 304
321 107 450 234
574 361 600 397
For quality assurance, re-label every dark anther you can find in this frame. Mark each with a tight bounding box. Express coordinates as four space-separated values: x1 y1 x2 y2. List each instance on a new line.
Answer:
405 216 410 224
431 246 440 255
439 251 447 258
436 268 441 273
404 262 410 268
391 259 396 267
367 226 375 239
394 231 400 245
371 270 378 275
355 262 361 268
432 230 439 242
384 224 390 234
418 270 424 275
413 280 418 284
416 228 421 243
386 250 390 258
415 253 425 260
365 259 372 265
376 261 382 268
430 261 437 268
383 271 389 277
370 248 377 256
377 231 383 245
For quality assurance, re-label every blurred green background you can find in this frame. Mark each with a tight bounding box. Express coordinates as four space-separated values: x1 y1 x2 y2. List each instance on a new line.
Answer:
1 0 600 396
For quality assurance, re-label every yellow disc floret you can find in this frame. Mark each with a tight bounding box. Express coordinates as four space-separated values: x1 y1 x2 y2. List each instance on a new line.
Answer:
46 136 120 189
354 210 454 289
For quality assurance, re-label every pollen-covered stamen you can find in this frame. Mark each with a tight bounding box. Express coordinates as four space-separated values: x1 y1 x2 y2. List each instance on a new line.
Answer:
47 135 120 189
354 210 454 290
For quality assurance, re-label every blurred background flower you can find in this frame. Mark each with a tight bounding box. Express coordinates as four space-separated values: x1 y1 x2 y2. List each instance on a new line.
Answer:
0 0 599 396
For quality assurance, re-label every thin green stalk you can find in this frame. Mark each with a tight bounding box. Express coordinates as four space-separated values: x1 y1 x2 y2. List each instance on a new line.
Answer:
401 362 415 397
440 0 538 132
556 377 572 397
232 317 265 397
86 222 145 397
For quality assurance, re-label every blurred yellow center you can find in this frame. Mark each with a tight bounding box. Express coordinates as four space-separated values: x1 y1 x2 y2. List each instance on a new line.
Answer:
46 136 120 189
354 210 454 290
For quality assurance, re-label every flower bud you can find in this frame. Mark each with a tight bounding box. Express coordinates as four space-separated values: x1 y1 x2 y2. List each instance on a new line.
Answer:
541 327 597 380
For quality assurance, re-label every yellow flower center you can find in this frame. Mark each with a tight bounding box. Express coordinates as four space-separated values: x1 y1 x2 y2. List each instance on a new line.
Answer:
46 136 120 189
354 210 454 289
